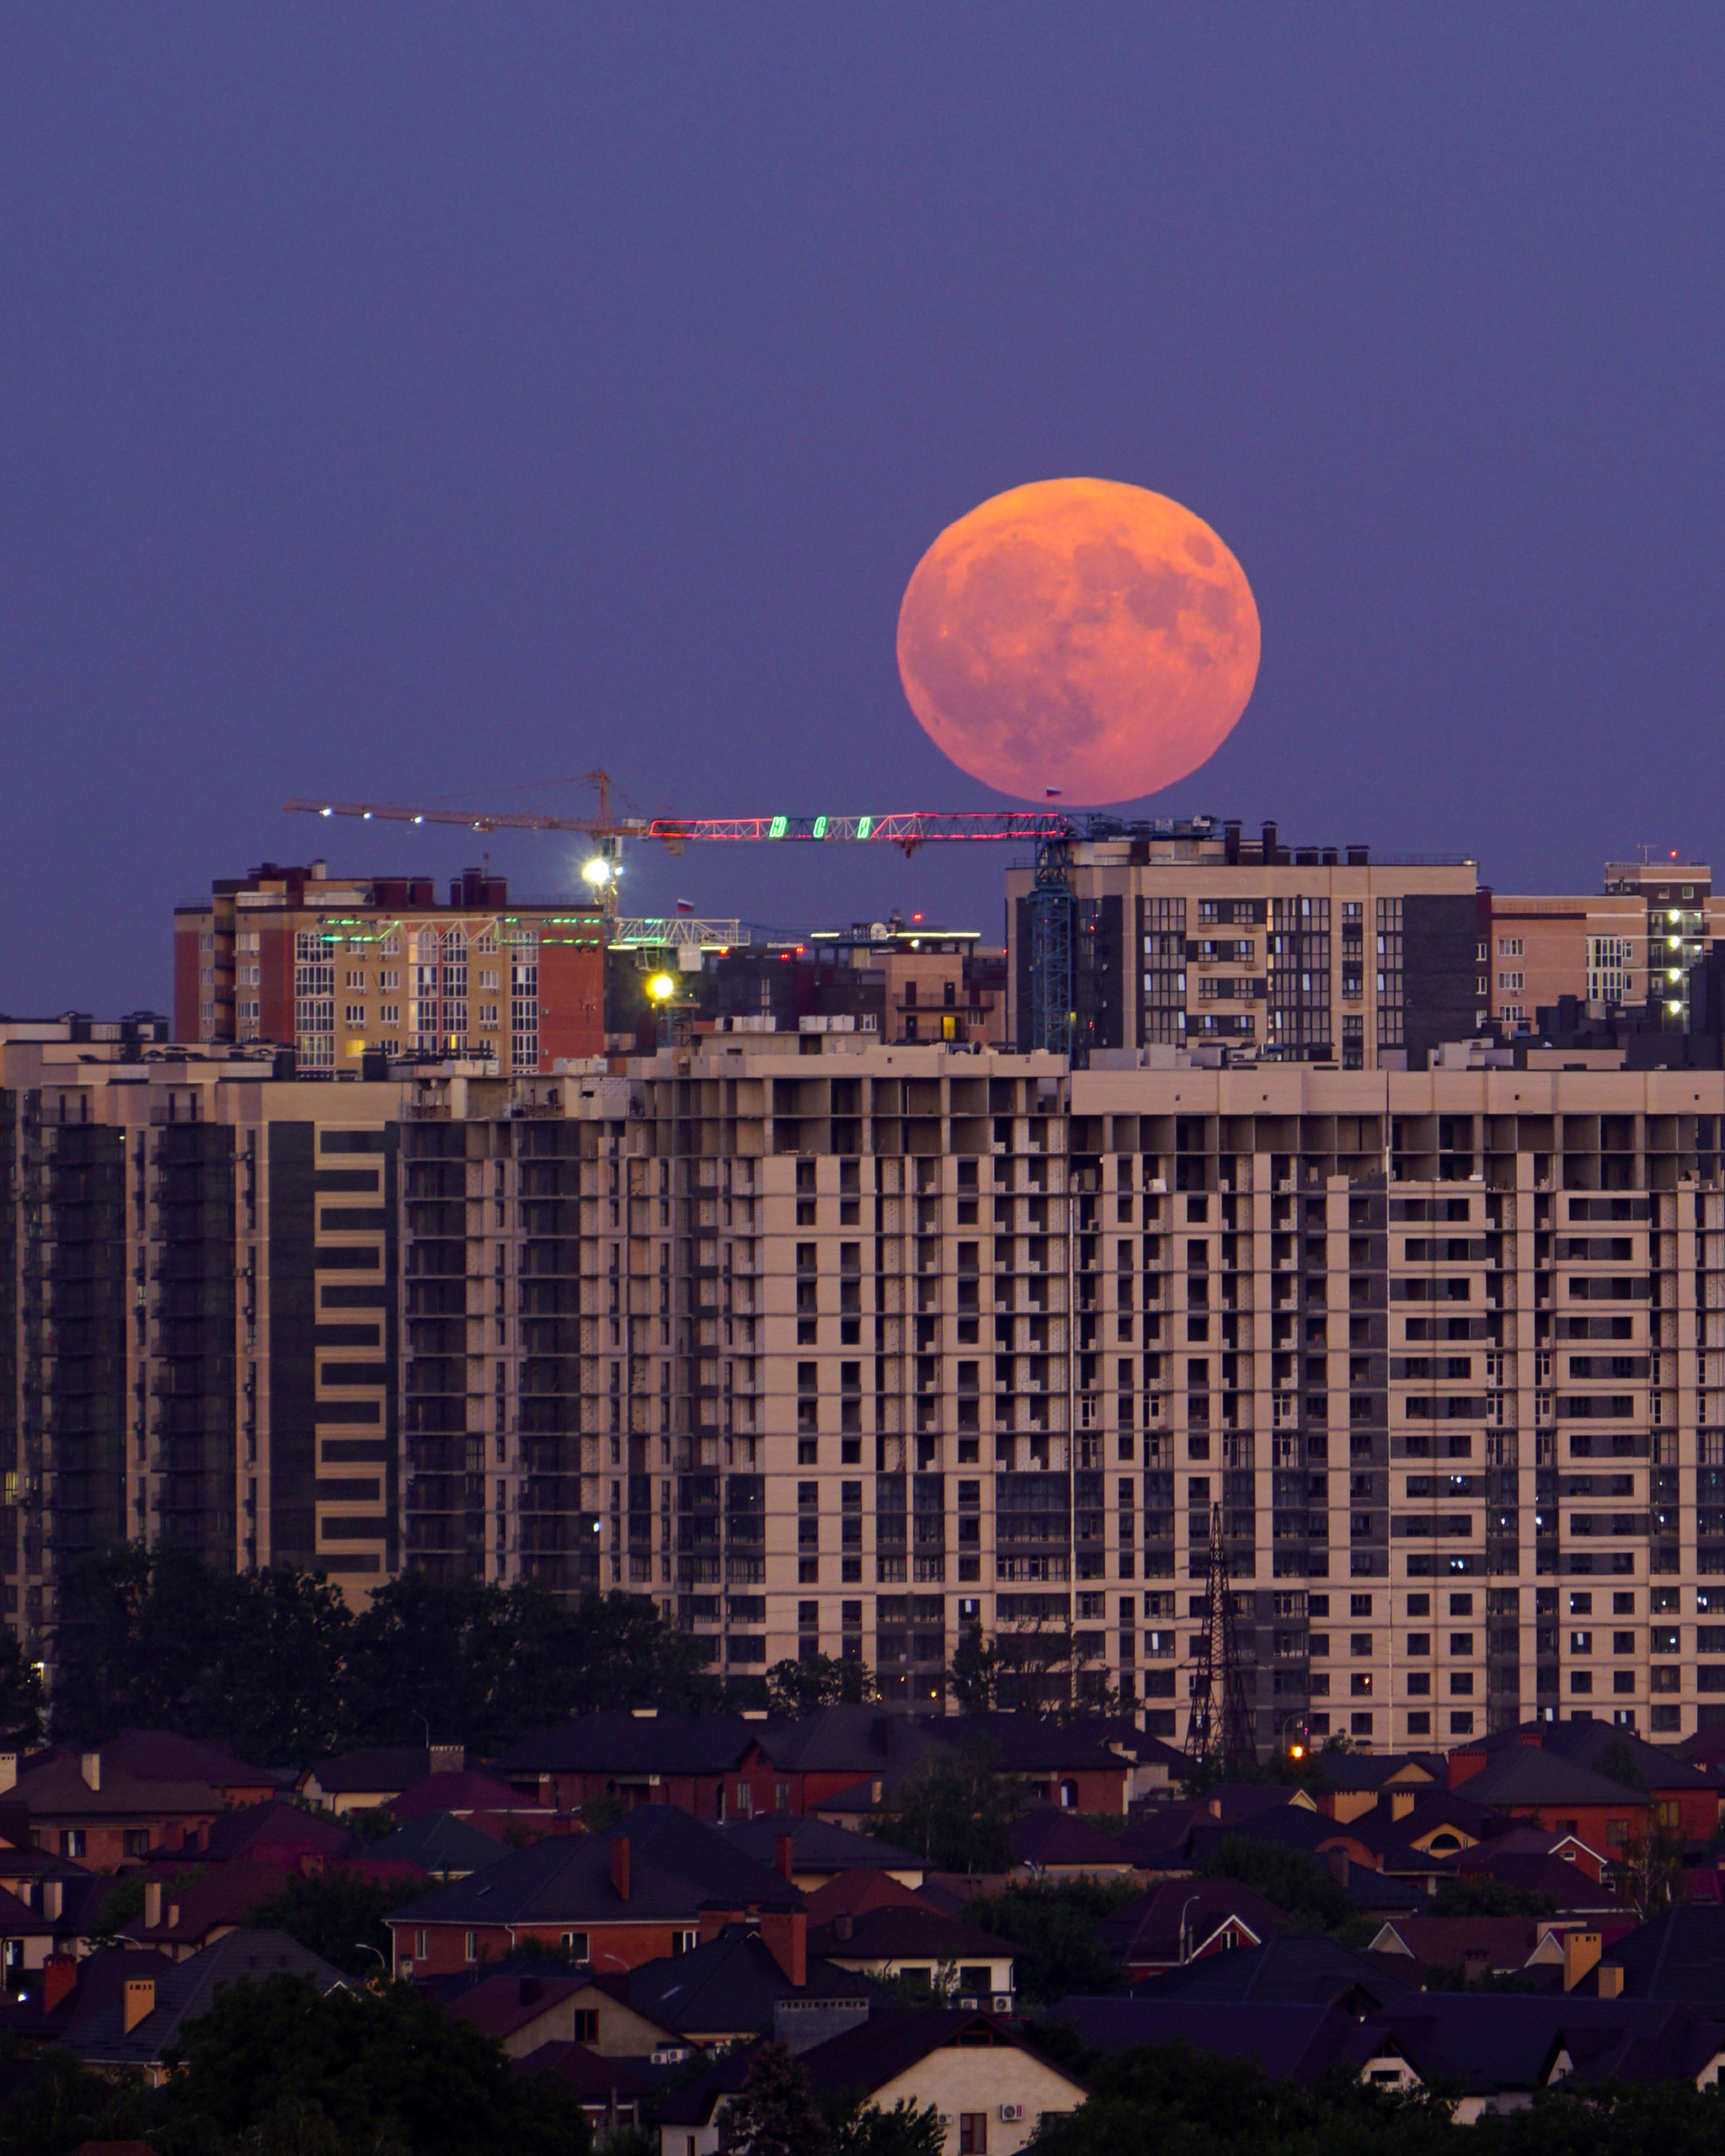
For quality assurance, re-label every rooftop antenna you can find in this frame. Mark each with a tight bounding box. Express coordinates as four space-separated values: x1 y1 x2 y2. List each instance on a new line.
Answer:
1184 1502 1257 1777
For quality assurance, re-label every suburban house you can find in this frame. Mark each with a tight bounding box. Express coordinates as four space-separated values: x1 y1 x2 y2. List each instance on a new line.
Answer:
385 1805 804 1977
13 1751 227 1872
1093 1878 1288 1981
59 1929 348 2083
297 1745 465 1815
655 2010 1087 2156
809 1905 1014 2009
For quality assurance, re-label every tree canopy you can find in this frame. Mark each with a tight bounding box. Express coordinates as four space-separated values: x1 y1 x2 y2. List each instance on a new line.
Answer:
46 1545 779 1758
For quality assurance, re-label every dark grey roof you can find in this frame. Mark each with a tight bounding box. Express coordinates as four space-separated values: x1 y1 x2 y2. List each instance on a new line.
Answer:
1131 1933 1418 2010
386 1806 800 1929
66 1929 349 2066
625 1926 876 2036
1454 1749 1653 1808
1054 1998 1364 2083
368 1810 507 1876
1599 1903 1725 2003
494 1712 761 1777
654 2009 1083 2127
1009 1810 1135 1866
814 1906 1009 1963
1482 1722 1712 1790
712 1816 921 1872
302 1747 429 1795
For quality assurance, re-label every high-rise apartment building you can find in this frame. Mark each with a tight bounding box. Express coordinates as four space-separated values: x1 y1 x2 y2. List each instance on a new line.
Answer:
8 1016 1725 1745
1003 819 1483 1070
381 1033 1725 1749
1488 860 1717 1033
174 861 606 1073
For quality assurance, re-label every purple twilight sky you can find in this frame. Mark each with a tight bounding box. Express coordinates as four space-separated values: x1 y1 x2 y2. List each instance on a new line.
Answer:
4 6 1725 1013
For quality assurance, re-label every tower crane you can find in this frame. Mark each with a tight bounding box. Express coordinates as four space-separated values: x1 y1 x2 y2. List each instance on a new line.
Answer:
285 778 1226 1054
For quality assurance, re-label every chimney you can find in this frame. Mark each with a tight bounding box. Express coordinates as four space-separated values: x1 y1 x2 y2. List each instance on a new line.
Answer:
0 1754 15 1796
1260 820 1278 864
144 1880 163 1929
1563 1929 1603 1992
1598 1963 1625 1999
40 1957 77 2015
1326 1848 1350 1890
123 1975 156 2034
168 1903 180 1930
1223 820 1242 865
1391 1790 1413 1822
1447 1748 1488 1789
41 1879 62 1921
611 1835 631 1902
761 1909 807 1989
81 1752 100 1792
775 1833 794 1881
834 1912 853 1943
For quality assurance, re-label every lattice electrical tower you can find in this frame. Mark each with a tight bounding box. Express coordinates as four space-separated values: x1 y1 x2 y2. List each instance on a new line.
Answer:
1183 1502 1258 1775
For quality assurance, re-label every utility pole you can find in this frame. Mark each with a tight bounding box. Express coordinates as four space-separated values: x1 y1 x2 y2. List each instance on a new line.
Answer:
1183 1502 1257 1776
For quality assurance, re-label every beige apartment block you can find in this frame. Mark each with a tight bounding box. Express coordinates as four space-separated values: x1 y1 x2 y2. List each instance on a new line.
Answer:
14 1015 1725 1755
398 1036 1725 1751
1488 859 1716 1032
1002 821 1482 1070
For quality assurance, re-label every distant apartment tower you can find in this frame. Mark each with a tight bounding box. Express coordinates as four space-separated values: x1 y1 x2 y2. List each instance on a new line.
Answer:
670 921 1008 1049
174 861 606 1073
1003 819 1484 1070
1489 859 1717 1033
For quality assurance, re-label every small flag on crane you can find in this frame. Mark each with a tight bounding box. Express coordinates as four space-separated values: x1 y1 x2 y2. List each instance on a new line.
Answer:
676 898 694 914
1045 787 1062 799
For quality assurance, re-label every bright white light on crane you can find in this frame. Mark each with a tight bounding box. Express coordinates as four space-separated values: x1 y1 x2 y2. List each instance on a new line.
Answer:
362 811 372 819
582 858 613 889
320 806 333 817
648 974 676 1003
412 815 424 825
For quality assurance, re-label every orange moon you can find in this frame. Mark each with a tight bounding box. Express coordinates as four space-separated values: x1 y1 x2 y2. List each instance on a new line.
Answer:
895 478 1260 803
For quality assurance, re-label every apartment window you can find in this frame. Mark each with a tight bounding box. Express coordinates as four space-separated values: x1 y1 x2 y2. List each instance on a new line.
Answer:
1497 972 1524 993
1496 937 1524 958
61 1830 84 1859
959 2118 988 2156
344 1004 366 1025
562 1933 590 1962
415 1930 428 1959
464 1930 478 1961
573 2009 599 2040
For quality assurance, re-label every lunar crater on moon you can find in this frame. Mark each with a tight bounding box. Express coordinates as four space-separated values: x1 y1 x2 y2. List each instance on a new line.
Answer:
896 477 1260 803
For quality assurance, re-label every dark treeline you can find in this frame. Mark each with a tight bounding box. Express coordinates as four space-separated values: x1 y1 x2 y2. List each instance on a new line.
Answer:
40 1545 755 1760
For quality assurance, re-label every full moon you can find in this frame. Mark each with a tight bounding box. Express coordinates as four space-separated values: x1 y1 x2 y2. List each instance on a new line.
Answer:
895 478 1260 803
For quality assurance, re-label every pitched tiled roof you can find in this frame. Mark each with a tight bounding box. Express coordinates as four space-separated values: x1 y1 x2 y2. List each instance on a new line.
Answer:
120 1860 291 1948
1456 1850 1623 1912
1008 1811 1135 1868
299 1747 429 1796
626 1926 875 2037
794 2007 1085 2100
1131 1933 1417 2009
494 1712 761 1777
367 1811 505 1876
1094 1877 1287 1964
1597 1903 1725 2003
451 1971 589 2040
812 1906 1008 1963
387 1806 799 1929
1053 1997 1363 2084
1453 1749 1653 1808
1483 1723 1712 1790
1370 1915 1554 1973
12 1754 226 1818
512 2039 654 2100
97 1731 285 1790
390 1769 542 1821
712 1817 921 1874
205 1799 356 1865
66 1929 349 2066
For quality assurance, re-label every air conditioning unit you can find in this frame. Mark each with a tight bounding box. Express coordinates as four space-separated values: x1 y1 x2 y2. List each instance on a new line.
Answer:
992 1994 1013 2012
1000 2105 1025 2122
